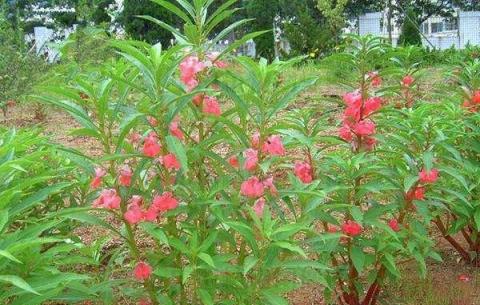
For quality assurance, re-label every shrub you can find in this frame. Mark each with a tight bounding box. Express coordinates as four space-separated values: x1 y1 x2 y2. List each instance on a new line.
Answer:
0 128 96 304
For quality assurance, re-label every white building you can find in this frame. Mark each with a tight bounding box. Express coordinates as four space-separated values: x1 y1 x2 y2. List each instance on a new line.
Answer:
358 10 480 49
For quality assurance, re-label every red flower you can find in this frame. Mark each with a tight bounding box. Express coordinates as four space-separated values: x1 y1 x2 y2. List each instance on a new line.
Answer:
243 149 258 171
363 136 377 151
419 168 439 184
152 192 179 212
339 124 353 141
262 135 285 156
343 91 362 107
368 71 382 87
90 167 106 189
240 176 265 198
388 219 400 232
458 274 471 282
402 75 414 87
294 161 313 184
138 299 152 305
341 220 362 237
364 97 382 116
119 165 133 186
93 189 121 210
228 155 239 168
193 94 204 106
134 261 152 281
202 96 221 116
143 132 161 157
472 90 480 104
163 153 181 170
343 105 361 127
124 202 144 225
353 120 376 136
169 120 184 140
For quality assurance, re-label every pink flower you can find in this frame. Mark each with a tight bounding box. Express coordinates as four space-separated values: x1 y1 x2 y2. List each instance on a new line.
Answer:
341 220 362 237
202 96 221 116
402 75 414 87
364 97 382 116
262 135 285 156
343 91 362 107
124 202 144 225
228 155 239 168
343 105 361 127
263 177 278 196
339 124 353 141
240 176 265 198
243 149 258 171
163 153 181 170
169 121 184 140
119 165 133 187
93 189 121 209
179 56 205 91
251 131 261 148
147 116 158 127
143 206 159 222
207 52 228 68
368 71 382 87
134 261 152 281
353 120 375 136
388 219 400 232
90 167 106 189
152 192 179 212
419 168 439 184
143 132 161 157
253 197 266 217
294 161 313 184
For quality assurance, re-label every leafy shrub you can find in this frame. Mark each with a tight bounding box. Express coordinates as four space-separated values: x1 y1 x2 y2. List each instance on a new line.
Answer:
0 128 96 304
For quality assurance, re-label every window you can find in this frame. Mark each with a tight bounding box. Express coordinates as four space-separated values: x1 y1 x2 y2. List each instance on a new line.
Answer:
421 23 428 34
444 20 458 31
431 22 443 33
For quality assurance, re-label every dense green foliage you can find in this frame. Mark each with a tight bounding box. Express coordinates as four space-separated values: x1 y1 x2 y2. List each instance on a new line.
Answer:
399 7 422 46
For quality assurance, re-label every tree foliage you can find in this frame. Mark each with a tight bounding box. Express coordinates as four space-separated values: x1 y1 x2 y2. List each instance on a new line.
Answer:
399 7 422 46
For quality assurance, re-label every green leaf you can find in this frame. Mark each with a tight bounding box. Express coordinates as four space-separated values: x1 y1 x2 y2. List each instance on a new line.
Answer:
350 246 365 273
198 252 215 268
262 292 289 305
243 256 258 275
0 275 40 295
198 289 214 305
273 241 307 258
182 265 194 285
0 249 22 264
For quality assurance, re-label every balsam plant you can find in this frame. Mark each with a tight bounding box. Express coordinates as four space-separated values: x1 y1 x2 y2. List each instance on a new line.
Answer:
429 59 480 266
288 36 440 305
37 1 325 304
0 128 101 304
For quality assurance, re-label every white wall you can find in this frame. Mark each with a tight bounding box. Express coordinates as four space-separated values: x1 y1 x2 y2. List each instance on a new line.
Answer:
459 11 480 48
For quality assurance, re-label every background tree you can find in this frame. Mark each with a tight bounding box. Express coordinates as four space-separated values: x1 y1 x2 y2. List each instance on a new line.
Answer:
317 0 348 46
281 0 334 58
398 7 422 46
245 0 280 60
